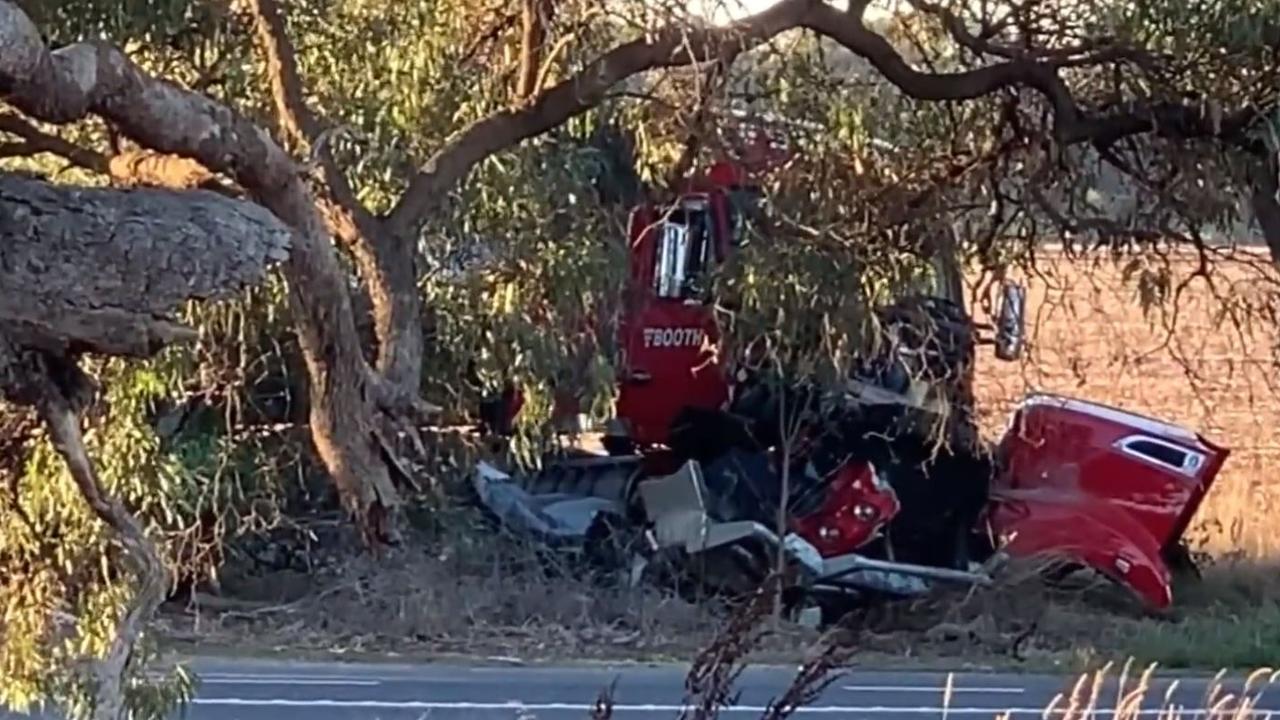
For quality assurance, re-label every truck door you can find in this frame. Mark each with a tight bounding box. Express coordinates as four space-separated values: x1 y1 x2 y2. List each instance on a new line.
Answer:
615 194 731 447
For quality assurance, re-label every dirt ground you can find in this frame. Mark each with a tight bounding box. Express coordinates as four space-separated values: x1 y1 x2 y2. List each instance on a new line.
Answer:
154 509 1280 674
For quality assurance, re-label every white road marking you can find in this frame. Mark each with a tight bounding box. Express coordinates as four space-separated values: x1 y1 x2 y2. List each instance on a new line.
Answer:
188 698 1248 716
199 678 383 687
843 685 1026 695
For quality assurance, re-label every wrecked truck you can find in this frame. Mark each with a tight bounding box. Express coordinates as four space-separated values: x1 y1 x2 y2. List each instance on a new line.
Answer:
472 158 1230 616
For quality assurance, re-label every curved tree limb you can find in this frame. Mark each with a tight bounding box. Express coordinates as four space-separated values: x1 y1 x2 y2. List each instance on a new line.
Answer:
0 111 109 172
36 368 167 720
246 0 427 395
904 0 1156 68
244 0 373 235
0 111 244 195
0 0 404 542
0 337 165 720
382 0 822 240
381 0 1273 246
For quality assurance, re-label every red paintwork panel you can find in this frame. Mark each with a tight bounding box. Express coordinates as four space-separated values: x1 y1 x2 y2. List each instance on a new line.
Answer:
996 394 1229 552
791 461 901 558
614 202 732 447
615 300 728 446
988 489 1174 609
989 393 1230 609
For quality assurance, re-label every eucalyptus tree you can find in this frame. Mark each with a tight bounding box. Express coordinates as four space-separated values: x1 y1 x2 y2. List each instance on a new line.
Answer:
1 1 1277 717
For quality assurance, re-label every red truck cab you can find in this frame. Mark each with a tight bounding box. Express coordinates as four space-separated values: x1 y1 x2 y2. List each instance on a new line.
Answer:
611 162 758 449
986 393 1230 609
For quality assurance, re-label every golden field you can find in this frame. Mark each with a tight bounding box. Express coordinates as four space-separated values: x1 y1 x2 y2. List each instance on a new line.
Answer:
968 245 1280 560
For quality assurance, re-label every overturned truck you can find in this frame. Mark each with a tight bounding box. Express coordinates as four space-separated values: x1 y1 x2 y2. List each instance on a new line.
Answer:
473 160 1230 618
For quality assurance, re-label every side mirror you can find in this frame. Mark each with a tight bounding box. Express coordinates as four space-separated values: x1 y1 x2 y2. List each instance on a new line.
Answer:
994 281 1026 361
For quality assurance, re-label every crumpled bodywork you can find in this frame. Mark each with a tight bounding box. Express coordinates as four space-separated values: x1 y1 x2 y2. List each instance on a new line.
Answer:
471 458 635 544
987 490 1174 608
469 388 1229 618
790 460 900 557
988 393 1230 610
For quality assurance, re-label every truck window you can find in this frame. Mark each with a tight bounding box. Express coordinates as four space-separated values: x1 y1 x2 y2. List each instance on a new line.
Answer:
654 199 714 299
1118 435 1204 476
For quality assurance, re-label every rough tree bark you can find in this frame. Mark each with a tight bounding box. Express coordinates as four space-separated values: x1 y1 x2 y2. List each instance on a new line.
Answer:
0 172 290 720
0 173 291 354
0 1 406 542
246 0 426 398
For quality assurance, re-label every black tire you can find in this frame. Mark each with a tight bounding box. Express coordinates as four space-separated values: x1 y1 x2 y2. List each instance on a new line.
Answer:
602 433 635 457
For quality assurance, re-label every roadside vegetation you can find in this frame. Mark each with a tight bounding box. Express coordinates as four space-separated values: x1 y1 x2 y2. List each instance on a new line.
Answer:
581 573 1279 720
1 1 1279 719
155 491 1280 673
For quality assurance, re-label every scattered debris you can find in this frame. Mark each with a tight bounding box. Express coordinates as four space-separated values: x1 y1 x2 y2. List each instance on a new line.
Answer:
472 374 1230 623
472 161 1231 622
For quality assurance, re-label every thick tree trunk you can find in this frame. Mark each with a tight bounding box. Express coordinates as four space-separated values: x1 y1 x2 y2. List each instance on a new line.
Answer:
0 171 294 720
354 231 424 395
246 0 425 399
0 1 403 541
0 173 291 356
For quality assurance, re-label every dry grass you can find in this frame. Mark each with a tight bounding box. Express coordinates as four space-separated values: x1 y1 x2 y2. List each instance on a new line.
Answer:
590 575 1277 720
790 555 1280 672
157 506 825 663
1024 662 1279 720
158 524 1279 673
1109 562 1280 670
968 247 1280 562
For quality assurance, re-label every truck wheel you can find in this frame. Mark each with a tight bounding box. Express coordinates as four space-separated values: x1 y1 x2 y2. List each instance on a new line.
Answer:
603 433 635 456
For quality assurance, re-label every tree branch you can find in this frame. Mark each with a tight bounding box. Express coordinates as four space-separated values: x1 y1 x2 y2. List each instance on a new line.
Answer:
244 0 379 244
806 4 1280 148
905 0 1155 69
378 0 1275 246
515 0 552 100
107 149 237 194
803 4 1080 115
0 0 406 539
382 0 821 239
0 110 245 195
0 341 165 720
36 373 167 720
0 111 108 172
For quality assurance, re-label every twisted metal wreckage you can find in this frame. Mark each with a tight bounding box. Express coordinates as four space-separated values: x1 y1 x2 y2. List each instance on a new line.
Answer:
469 155 1231 623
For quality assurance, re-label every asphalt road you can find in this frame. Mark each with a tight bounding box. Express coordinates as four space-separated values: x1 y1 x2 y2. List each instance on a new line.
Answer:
5 658 1278 719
